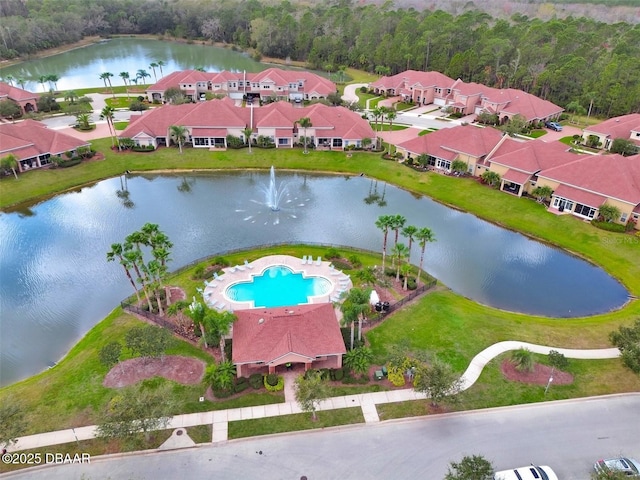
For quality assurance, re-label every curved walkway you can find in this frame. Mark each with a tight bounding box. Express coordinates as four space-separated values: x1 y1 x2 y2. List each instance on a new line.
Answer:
7 342 620 452
341 83 367 103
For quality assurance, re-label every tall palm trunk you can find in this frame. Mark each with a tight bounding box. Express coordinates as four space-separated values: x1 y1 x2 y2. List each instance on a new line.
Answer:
418 247 426 285
130 262 154 311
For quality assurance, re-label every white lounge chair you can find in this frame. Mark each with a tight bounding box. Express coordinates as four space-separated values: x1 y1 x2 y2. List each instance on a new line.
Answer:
207 300 219 308
316 256 321 266
301 255 308 264
244 260 253 269
215 303 226 311
196 287 203 293
229 266 237 273
214 272 224 282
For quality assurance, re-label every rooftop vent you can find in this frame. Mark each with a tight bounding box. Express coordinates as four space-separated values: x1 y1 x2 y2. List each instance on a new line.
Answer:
258 318 264 324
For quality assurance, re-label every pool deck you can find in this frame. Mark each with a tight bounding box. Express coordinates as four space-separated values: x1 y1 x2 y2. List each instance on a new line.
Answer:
201 254 352 312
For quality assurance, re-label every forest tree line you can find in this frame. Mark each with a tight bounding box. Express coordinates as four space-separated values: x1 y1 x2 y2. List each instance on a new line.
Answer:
1 0 639 117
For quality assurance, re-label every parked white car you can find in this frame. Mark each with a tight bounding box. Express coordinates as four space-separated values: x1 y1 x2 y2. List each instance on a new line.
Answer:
494 465 559 480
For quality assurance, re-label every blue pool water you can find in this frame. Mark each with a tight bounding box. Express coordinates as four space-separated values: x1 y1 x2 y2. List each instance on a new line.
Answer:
226 265 332 308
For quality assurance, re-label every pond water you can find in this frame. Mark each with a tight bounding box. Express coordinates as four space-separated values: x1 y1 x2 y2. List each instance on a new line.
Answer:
0 38 271 92
0 172 629 386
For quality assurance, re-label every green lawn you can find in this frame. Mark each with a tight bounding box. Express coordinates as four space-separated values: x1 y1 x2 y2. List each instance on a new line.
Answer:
114 121 129 130
355 92 379 109
371 124 409 131
228 407 364 439
105 97 135 109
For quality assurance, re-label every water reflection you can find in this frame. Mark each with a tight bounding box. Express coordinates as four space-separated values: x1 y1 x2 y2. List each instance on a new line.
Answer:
0 172 629 386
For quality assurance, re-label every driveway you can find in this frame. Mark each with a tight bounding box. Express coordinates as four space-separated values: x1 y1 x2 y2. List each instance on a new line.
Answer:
341 83 367 103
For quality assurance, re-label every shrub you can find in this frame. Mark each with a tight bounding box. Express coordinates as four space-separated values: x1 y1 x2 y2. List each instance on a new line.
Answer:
347 255 362 268
212 388 233 398
609 318 640 374
132 145 155 152
249 373 263 389
265 373 279 387
359 86 368 93
511 348 534 372
591 220 626 233
234 377 249 393
212 256 230 267
406 278 417 290
58 158 82 168
333 368 344 381
264 375 284 392
130 100 148 111
192 264 205 280
325 248 341 259
331 259 352 270
320 368 331 381
226 135 245 149
387 366 406 386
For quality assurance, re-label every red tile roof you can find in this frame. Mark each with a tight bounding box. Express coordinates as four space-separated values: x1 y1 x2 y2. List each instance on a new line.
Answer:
232 303 346 365
584 113 640 141
553 184 606 208
0 121 89 160
398 124 503 159
0 81 39 101
121 100 375 142
370 70 455 91
502 169 532 184
488 137 575 174
539 154 640 206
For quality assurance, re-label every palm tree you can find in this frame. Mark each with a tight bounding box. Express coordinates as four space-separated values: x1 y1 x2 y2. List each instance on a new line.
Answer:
205 310 237 361
136 69 151 85
149 62 159 82
389 214 406 266
1 154 19 179
170 125 188 153
156 60 166 78
340 287 372 348
16 77 26 90
401 225 418 262
298 117 312 154
242 126 253 154
391 243 410 282
99 72 115 97
119 72 131 99
371 106 382 131
38 75 48 92
375 214 394 270
3 75 14 86
378 106 390 130
146 259 166 316
46 74 60 91
106 243 141 303
415 227 435 285
100 106 117 149
387 108 397 130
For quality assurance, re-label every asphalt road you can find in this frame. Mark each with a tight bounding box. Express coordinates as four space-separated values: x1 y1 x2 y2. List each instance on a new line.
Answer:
5 394 638 480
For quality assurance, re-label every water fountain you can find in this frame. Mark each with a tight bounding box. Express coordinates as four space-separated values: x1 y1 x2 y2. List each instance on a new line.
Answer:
263 165 287 211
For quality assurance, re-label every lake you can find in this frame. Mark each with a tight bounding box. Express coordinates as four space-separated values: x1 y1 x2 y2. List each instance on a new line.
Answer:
0 172 629 386
0 38 272 92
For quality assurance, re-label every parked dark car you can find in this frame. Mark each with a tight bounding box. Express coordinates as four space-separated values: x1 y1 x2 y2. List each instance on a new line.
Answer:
545 121 563 131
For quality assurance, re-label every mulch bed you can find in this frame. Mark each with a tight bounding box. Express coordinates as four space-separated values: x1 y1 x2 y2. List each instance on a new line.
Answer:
103 355 206 388
501 360 573 385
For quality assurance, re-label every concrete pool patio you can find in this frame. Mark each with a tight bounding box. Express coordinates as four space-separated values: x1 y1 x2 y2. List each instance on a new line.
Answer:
201 254 353 312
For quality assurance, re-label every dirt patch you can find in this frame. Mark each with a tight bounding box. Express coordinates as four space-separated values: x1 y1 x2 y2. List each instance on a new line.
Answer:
501 360 573 386
103 355 206 388
167 286 186 304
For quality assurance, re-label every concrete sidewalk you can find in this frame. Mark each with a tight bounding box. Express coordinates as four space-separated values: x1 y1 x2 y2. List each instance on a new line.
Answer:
8 341 620 452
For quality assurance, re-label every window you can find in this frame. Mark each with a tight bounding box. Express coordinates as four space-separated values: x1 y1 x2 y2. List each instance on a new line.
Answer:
620 212 628 223
574 203 596 219
332 138 343 147
552 196 574 212
278 138 289 146
193 138 209 146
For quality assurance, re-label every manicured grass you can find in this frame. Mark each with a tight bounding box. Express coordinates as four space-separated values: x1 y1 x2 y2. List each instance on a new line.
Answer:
376 354 640 422
527 129 547 138
105 97 134 109
371 124 409 131
326 384 391 396
418 129 437 136
355 92 379 109
187 424 212 444
394 102 415 112
227 407 364 439
114 121 129 130
367 289 640 371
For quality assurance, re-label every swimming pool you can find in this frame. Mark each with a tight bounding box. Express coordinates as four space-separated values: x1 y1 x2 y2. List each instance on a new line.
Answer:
226 265 332 308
